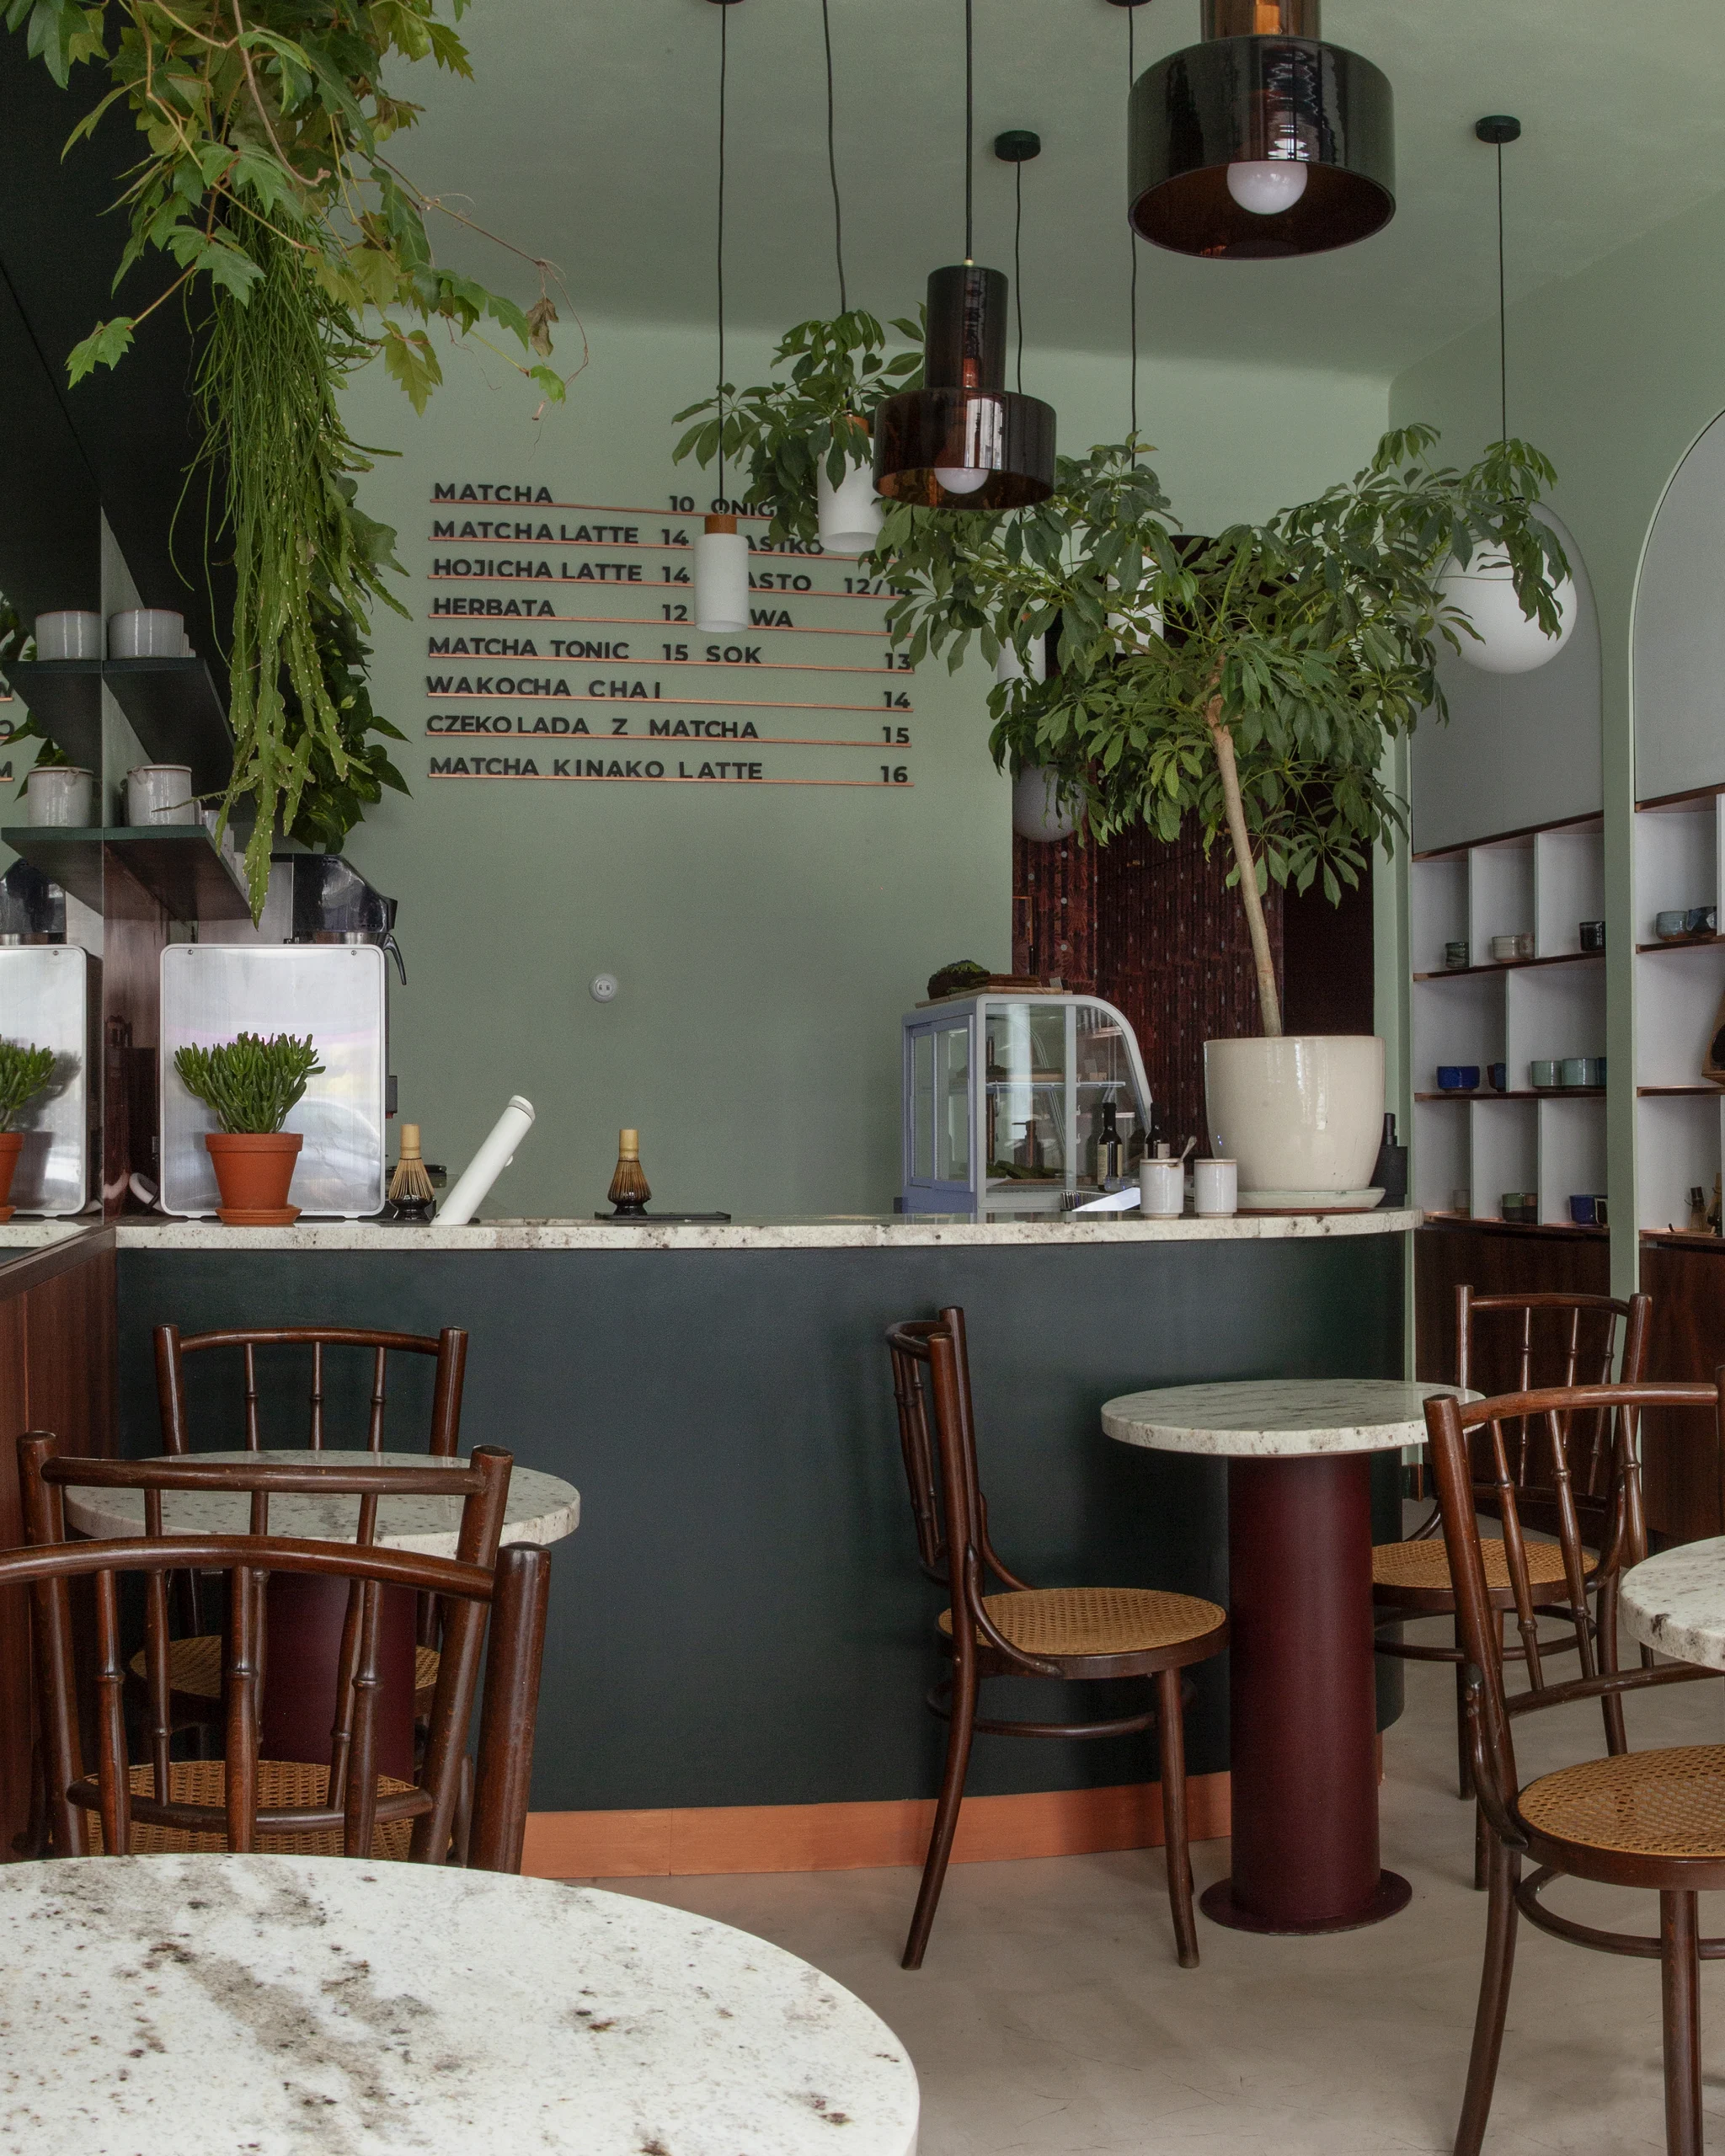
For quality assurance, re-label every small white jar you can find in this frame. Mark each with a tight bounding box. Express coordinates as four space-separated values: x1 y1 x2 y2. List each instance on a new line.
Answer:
34 611 103 661
109 608 185 659
25 766 94 827
1139 1156 1185 1219
1194 1156 1239 1219
126 764 196 826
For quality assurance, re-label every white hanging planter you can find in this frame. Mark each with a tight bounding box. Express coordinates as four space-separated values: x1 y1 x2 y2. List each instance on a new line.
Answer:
1012 766 1080 843
1439 554 1576 675
995 634 1048 686
816 455 883 555
694 515 750 633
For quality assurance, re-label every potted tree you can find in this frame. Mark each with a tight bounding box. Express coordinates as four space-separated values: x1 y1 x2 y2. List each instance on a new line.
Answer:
673 310 921 547
173 1033 323 1225
878 425 1569 1201
0 1041 57 1220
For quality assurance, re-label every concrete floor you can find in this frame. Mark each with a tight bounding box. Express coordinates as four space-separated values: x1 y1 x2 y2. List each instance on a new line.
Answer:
600 1614 1725 2154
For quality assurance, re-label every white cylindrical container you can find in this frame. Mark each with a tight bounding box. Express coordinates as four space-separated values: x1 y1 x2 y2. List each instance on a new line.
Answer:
1204 1033 1386 1200
25 766 93 827
694 515 750 632
1012 766 1080 843
34 611 102 661
816 456 883 554
126 764 196 826
438 1096 537 1225
1139 1157 1185 1218
1194 1156 1238 1218
109 608 186 659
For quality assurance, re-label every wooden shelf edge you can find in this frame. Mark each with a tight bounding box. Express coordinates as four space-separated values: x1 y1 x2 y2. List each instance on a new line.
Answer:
1637 935 1724 954
1413 951 1605 981
1416 1090 1605 1102
1419 1216 1609 1239
1412 809 1605 860
1641 1230 1725 1251
1637 1086 1725 1098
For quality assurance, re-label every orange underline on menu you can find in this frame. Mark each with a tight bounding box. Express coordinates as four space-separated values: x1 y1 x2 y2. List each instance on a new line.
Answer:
430 693 899 713
423 611 889 639
425 530 862 561
429 497 781 523
423 732 901 749
426 576 895 603
427 771 911 787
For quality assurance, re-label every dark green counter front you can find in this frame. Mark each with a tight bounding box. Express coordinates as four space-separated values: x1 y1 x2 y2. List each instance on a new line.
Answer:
115 1231 1408 1813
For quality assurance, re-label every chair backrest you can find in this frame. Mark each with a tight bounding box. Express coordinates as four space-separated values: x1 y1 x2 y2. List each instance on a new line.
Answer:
16 1436 543 1871
1426 1379 1720 1817
154 1323 468 1456
1456 1289 1651 1512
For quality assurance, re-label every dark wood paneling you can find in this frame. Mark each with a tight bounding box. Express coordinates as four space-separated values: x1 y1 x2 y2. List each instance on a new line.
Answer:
1638 1242 1725 1545
1283 857 1375 1040
1414 1221 1612 1388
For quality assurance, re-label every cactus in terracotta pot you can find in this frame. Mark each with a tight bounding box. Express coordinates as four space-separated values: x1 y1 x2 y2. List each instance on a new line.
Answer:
173 1033 323 1225
0 1040 56 1221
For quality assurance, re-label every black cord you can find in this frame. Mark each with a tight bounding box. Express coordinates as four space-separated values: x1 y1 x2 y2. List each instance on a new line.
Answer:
964 0 974 259
1495 140 1507 442
1013 159 1024 393
717 1 728 503
820 0 848 314
1128 2 1140 447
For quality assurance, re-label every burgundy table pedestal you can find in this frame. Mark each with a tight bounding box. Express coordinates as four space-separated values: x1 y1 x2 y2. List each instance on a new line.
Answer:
257 1576 419 1785
1102 1377 1466 1938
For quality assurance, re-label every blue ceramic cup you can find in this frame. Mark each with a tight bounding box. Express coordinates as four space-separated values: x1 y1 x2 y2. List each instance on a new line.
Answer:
1568 1194 1596 1225
1488 1063 1507 1091
1437 1065 1479 1091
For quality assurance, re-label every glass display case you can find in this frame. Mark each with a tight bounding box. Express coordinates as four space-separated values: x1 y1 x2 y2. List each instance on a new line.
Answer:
901 993 1154 1215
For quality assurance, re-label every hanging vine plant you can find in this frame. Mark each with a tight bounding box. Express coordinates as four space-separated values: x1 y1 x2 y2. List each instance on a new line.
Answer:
8 0 574 914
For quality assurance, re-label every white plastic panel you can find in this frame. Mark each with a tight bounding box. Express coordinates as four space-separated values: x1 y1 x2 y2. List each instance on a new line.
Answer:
1537 1097 1608 1226
1634 805 1716 944
1471 1099 1537 1224
1637 1094 1722 1236
0 946 94 1216
1534 828 1605 958
1412 1097 1470 1217
159 945 386 1218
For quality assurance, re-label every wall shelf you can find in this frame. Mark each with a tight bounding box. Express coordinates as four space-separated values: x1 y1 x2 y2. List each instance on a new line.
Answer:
0 825 248 922
1633 794 1725 1230
2 655 232 797
1413 951 1605 983
1416 1088 1605 1102
1637 933 1722 954
0 660 102 770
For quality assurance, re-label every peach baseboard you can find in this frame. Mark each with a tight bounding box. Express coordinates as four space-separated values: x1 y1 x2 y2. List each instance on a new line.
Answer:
521 1774 1231 1881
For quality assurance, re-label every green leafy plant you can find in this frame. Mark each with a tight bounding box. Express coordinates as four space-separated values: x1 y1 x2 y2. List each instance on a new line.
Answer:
173 1031 323 1133
877 425 1569 1037
673 310 921 546
0 1041 56 1132
9 0 577 913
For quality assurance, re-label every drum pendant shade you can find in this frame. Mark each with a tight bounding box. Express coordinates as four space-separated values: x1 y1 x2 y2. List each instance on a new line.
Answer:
1128 25 1395 259
874 265 1055 510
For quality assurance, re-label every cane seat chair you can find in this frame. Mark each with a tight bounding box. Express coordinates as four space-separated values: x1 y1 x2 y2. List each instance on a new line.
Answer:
1427 1380 1725 2156
19 1435 540 1867
145 1324 468 1726
886 1309 1227 1972
1375 1289 1652 1803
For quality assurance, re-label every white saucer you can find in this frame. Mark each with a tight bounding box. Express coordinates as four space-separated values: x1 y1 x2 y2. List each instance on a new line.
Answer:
1237 1187 1386 1213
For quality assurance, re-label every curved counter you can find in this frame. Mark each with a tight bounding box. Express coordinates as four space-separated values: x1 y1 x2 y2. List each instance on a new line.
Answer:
112 1209 1418 1872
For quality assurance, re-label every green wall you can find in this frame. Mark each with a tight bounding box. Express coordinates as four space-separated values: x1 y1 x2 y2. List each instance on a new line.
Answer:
1391 188 1725 1287
318 323 1389 1219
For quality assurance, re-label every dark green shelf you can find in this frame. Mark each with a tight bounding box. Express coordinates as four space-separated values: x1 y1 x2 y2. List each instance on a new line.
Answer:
0 660 102 771
0 825 249 921
1 656 232 796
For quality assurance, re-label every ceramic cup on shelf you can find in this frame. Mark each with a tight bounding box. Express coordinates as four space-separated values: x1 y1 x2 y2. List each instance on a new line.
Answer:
1568 1194 1597 1225
1443 940 1470 969
1489 934 1519 962
1451 1187 1471 1215
34 610 102 660
1559 1057 1588 1088
108 608 184 659
1515 931 1535 958
1139 1156 1185 1219
1194 1157 1237 1218
25 765 93 826
1580 1056 1606 1086
1686 906 1717 935
1437 1065 1480 1091
125 764 196 827
1487 1062 1507 1092
1594 1196 1610 1226
1579 920 1605 952
1656 910 1687 938
1530 1059 1557 1088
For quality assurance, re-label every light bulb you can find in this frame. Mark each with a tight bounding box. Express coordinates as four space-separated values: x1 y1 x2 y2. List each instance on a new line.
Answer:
1226 160 1310 216
933 466 991 495
694 520 750 633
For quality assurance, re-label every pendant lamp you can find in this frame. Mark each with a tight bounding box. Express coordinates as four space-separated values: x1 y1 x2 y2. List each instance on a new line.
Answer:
1012 766 1081 843
874 0 1055 510
1125 0 1395 260
695 0 750 633
813 0 884 556
1439 116 1575 676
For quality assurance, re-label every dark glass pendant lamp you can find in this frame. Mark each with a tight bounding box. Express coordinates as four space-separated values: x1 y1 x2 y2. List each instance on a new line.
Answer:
873 0 1055 509
1125 0 1395 260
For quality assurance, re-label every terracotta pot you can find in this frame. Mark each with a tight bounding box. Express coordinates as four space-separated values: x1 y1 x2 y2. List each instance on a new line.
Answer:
0 1131 20 1223
206 1131 303 1225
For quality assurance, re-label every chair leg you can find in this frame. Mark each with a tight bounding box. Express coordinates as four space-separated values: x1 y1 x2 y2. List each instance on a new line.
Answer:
1472 1797 1489 1894
1455 1614 1475 1801
1155 1665 1199 1971
1596 1574 1628 1758
1660 1890 1703 2156
1455 1836 1519 2156
903 1658 977 1971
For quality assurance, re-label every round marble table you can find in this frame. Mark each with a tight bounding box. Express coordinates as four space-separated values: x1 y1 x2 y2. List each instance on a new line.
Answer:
1620 1538 1725 1668
0 1852 921 2155
61 1452 579 1780
1102 1379 1466 1936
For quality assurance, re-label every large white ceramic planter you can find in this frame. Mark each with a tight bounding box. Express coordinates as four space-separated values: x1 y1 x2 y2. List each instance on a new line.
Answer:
1203 1035 1386 1203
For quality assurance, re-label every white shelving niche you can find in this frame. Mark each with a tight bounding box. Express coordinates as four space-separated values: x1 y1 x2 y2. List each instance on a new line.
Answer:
1411 816 1607 1234
1634 788 1725 1237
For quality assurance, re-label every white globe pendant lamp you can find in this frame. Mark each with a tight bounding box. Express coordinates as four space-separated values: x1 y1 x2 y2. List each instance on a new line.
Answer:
1012 766 1081 844
816 456 883 554
1450 114 1571 677
694 512 750 633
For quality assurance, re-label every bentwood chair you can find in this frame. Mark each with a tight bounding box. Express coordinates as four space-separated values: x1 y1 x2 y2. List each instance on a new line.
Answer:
1375 1289 1652 1802
1428 1380 1725 2156
16 1434 546 1868
886 1309 1227 1971
150 1323 469 1729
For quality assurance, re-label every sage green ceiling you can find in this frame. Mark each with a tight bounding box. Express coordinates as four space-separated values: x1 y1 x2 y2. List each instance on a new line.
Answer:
400 0 1725 382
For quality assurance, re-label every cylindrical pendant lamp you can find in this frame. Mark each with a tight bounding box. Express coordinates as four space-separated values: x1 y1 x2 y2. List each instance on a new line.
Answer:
874 266 1055 510
1127 0 1394 260
695 513 750 632
817 455 884 554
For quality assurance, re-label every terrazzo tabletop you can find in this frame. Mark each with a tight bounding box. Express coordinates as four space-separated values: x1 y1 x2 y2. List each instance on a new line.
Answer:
1102 1378 1472 1459
0 1853 921 2156
61 1449 579 1556
1620 1538 1725 1669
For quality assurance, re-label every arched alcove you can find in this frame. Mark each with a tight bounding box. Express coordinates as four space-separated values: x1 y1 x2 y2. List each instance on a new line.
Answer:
1634 410 1725 801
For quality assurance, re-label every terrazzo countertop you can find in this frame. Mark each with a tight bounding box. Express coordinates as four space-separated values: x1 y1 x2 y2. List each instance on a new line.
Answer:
1103 1378 1471 1458
0 1220 91 1254
115 1207 1423 1253
1620 1538 1725 1669
0 1853 920 2156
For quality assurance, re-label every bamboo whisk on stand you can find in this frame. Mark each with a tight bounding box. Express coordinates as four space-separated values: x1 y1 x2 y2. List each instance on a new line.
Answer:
387 1123 437 1221
607 1129 651 1217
